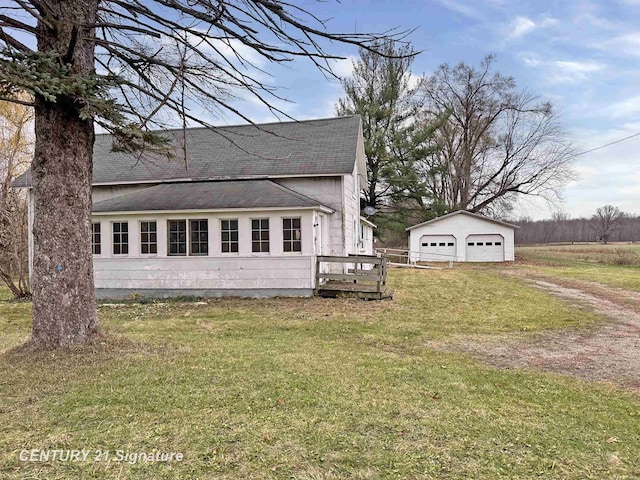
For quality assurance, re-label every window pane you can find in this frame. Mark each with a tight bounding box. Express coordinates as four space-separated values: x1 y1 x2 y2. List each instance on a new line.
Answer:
168 220 187 256
92 222 101 255
251 218 270 253
221 219 238 254
113 222 129 255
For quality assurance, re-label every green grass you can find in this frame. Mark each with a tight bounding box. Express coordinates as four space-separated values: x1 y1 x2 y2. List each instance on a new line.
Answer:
1 269 638 479
517 244 640 291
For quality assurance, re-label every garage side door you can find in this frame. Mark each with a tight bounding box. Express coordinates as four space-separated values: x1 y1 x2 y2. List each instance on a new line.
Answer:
465 234 504 262
419 235 456 262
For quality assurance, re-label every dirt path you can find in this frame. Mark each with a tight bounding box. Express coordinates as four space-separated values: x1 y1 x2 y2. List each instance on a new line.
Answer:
438 269 640 389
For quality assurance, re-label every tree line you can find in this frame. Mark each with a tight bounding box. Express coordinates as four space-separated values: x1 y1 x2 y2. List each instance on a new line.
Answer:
514 205 634 245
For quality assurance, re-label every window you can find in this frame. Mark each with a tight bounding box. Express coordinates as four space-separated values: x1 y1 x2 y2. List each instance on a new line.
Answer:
477 242 484 246
430 242 437 247
91 222 101 255
486 242 493 246
439 242 445 247
190 220 208 255
221 219 239 253
112 222 128 255
251 219 269 252
468 242 474 246
168 220 187 256
140 221 157 254
447 242 454 246
283 218 302 252
495 241 502 246
421 242 429 247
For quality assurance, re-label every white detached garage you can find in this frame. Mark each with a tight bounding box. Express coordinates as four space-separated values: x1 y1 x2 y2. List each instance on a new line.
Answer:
407 211 518 263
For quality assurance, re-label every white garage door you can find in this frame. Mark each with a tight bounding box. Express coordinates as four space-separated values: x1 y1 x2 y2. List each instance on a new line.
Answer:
419 235 456 262
466 234 504 262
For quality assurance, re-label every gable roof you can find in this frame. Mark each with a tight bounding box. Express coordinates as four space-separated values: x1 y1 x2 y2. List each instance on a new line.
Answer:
13 115 362 188
91 180 333 213
406 210 520 231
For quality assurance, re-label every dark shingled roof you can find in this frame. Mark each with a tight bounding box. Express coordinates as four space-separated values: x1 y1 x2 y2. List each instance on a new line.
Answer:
13 115 361 187
92 180 333 213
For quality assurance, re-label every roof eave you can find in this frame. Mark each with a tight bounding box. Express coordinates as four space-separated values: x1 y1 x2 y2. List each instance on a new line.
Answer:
92 205 334 216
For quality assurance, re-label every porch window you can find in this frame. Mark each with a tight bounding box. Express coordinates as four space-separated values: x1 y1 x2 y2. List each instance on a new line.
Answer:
283 218 302 252
168 220 187 256
251 218 269 252
112 222 129 255
91 222 101 255
221 219 239 253
140 221 157 254
190 219 209 255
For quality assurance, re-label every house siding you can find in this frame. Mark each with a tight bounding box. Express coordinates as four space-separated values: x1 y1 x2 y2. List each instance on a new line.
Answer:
92 209 317 296
275 177 344 256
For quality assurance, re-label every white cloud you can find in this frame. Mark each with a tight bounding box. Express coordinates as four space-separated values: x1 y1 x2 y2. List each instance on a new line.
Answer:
520 53 605 84
509 17 537 38
435 0 482 19
330 56 357 79
585 95 640 121
599 32 640 57
506 16 559 40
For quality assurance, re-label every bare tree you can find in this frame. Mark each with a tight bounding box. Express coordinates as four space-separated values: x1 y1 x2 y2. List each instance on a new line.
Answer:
0 98 31 298
590 205 624 244
0 0 412 347
417 55 575 214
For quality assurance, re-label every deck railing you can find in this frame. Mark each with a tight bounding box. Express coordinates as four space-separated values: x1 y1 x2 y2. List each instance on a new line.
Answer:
375 247 453 268
315 254 388 296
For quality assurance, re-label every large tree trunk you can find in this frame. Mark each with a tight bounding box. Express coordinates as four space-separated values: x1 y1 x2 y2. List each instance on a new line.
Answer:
30 0 99 347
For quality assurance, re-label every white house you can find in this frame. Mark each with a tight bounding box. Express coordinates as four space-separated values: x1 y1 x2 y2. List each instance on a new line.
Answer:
14 115 376 298
407 211 518 263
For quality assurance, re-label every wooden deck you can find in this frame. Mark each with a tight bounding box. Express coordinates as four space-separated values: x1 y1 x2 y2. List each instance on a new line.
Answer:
314 255 393 300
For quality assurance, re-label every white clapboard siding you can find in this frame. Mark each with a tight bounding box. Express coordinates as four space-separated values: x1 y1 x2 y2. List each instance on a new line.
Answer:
94 256 314 290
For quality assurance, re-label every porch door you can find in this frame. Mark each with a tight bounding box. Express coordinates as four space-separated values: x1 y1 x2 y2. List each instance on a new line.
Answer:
315 214 329 275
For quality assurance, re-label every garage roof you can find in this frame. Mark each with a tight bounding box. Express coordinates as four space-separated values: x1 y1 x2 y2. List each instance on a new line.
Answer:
406 210 520 231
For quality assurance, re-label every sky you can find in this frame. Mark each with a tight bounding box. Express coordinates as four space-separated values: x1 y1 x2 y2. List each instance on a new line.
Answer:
2 1 639 220
208 0 640 221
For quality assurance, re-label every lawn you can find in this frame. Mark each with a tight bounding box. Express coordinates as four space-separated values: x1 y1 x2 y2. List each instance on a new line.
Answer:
517 244 640 291
1 268 638 479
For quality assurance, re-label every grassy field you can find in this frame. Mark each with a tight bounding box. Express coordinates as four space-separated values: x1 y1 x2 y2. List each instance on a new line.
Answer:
516 243 640 291
1 269 639 479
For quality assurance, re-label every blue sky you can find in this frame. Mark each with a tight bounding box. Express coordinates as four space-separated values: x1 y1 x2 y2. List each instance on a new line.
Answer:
2 0 638 220
215 0 640 220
